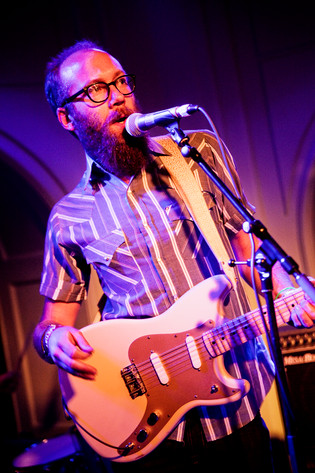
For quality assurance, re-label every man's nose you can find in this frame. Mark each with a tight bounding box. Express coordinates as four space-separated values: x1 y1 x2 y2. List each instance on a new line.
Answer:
107 86 125 108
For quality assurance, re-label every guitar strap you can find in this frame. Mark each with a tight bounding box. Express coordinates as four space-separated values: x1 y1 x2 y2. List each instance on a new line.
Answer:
156 136 238 289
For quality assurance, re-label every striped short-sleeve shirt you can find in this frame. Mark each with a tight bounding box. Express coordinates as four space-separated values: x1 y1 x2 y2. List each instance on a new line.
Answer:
40 131 275 441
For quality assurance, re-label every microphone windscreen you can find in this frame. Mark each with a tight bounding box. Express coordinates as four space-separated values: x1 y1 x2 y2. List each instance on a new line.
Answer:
125 113 143 137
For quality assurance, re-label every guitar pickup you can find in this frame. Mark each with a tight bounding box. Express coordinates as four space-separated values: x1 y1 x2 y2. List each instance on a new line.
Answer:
121 363 146 399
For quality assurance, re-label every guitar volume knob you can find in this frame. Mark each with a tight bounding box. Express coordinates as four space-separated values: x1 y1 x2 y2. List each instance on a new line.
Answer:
137 429 148 442
147 412 159 425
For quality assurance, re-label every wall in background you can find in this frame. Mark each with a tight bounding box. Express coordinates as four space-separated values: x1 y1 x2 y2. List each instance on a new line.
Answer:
0 0 314 463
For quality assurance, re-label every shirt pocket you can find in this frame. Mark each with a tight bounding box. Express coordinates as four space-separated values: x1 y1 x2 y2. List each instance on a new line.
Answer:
82 231 142 295
161 189 192 223
82 231 125 266
162 188 216 223
161 189 219 260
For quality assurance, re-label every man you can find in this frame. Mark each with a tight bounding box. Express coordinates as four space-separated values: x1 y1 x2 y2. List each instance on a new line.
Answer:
33 40 315 473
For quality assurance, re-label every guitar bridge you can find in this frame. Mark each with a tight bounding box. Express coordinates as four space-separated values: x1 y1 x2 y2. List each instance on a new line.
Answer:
121 363 146 399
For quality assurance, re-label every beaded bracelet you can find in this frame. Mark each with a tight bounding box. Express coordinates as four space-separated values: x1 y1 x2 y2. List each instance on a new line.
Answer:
41 323 62 364
275 287 295 300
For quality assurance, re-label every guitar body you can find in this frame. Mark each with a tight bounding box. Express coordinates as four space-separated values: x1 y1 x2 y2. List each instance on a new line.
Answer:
59 275 251 462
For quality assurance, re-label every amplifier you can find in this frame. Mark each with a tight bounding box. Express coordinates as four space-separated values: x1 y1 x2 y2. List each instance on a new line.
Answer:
279 325 315 355
278 326 315 471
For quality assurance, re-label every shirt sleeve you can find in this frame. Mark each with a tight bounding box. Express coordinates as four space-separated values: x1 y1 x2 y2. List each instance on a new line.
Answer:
39 209 90 302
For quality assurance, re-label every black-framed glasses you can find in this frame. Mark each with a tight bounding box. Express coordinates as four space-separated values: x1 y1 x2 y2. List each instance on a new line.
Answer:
61 74 136 107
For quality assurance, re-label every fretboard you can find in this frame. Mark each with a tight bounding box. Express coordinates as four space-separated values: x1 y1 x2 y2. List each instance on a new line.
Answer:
203 289 303 357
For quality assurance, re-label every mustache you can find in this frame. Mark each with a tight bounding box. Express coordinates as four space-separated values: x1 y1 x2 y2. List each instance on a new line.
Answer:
108 107 136 125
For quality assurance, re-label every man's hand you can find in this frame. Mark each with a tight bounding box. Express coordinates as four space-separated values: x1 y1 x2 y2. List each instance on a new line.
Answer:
33 299 97 380
231 230 315 329
287 284 315 328
47 325 97 380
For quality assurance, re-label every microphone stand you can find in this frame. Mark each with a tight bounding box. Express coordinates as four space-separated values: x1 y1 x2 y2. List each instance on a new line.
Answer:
166 123 315 473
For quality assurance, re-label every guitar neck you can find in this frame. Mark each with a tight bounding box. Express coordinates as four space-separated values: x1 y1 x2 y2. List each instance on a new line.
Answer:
203 289 303 357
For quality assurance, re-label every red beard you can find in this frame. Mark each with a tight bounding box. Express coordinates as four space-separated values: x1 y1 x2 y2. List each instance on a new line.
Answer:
73 106 150 179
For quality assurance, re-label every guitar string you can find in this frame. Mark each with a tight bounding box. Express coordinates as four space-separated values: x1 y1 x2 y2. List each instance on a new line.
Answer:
133 292 302 391
139 290 300 375
139 291 301 388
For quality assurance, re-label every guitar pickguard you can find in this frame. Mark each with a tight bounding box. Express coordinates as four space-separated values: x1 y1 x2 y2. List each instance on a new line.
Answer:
116 323 248 458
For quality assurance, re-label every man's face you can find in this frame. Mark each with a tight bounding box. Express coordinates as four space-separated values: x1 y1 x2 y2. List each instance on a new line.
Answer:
57 49 147 179
59 49 137 141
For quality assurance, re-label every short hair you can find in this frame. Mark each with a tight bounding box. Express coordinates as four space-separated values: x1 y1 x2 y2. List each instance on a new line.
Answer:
45 39 103 115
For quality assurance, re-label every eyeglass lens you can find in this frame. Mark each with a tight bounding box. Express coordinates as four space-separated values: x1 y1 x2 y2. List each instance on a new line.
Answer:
88 75 135 103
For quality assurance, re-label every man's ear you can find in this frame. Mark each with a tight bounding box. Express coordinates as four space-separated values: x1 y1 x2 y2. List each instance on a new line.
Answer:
57 107 75 132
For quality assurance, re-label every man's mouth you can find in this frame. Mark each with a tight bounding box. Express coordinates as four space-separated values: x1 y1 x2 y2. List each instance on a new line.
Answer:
111 111 131 125
115 116 127 124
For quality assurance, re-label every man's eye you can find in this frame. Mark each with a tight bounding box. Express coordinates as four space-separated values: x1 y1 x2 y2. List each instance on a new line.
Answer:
89 83 106 93
117 77 127 85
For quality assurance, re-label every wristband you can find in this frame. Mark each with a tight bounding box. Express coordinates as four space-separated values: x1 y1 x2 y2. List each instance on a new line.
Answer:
41 323 62 364
275 287 295 300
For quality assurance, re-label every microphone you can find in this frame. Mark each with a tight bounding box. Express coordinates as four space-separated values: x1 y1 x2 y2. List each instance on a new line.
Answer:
125 104 199 137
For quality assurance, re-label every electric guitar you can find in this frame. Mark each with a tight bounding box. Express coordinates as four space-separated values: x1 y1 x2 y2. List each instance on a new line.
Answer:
59 274 302 462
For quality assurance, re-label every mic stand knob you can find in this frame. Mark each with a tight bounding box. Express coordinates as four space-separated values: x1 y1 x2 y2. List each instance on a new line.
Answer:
228 259 251 267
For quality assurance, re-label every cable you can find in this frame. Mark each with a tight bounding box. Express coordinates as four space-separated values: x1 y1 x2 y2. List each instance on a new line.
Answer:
198 106 243 201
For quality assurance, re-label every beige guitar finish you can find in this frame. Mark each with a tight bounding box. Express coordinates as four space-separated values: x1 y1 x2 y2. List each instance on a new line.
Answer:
59 275 301 462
